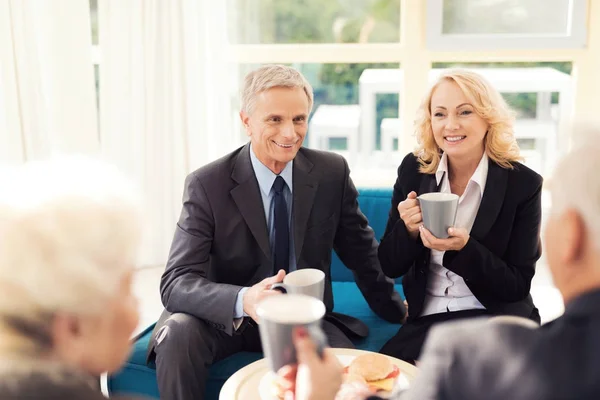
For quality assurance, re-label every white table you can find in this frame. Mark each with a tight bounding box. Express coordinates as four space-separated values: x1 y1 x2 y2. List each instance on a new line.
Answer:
219 348 419 400
380 117 403 160
308 104 361 163
514 118 558 174
359 67 573 172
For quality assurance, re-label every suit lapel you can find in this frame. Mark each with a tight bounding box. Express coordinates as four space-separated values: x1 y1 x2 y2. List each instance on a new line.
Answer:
470 160 507 240
230 144 271 260
417 172 438 262
292 150 318 264
418 172 438 195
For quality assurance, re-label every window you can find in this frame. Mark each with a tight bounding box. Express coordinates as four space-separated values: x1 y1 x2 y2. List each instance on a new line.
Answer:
427 0 587 50
90 0 98 45
87 0 592 181
230 0 401 44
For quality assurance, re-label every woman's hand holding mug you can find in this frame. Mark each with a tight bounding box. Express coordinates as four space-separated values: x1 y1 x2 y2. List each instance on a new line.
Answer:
419 226 470 252
398 191 422 240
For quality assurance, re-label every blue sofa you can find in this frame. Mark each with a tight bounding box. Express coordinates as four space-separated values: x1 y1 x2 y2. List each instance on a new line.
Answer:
107 188 404 399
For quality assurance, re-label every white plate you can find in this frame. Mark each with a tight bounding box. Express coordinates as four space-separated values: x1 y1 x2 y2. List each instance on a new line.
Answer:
258 354 411 400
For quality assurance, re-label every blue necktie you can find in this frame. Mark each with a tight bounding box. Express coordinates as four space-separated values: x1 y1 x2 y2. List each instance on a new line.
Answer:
272 176 289 273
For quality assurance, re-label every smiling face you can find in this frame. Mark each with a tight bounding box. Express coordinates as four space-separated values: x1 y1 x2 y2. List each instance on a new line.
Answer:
430 80 489 163
240 86 309 174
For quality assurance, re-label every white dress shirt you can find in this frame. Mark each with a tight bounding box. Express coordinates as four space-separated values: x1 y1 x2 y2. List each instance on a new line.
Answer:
420 152 488 317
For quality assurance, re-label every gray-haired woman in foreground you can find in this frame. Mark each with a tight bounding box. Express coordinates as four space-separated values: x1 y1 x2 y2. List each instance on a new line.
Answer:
0 157 144 399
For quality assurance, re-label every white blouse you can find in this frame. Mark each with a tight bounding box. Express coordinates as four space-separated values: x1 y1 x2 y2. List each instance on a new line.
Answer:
420 152 488 317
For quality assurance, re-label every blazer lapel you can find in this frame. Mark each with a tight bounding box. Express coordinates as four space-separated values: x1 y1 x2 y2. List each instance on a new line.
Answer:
292 150 318 264
230 144 271 260
418 172 438 195
470 160 507 240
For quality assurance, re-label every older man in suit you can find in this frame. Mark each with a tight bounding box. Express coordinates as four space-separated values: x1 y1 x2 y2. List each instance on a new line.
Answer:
148 65 405 400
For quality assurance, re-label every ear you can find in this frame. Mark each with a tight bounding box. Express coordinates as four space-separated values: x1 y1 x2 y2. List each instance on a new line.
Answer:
51 313 82 343
561 208 585 264
50 313 84 360
239 111 252 137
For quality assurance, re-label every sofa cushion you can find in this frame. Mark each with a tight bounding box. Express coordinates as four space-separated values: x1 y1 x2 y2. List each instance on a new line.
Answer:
332 282 403 351
108 282 404 399
330 188 396 282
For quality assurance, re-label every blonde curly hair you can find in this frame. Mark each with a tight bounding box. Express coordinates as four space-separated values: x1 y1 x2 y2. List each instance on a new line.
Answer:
414 69 523 174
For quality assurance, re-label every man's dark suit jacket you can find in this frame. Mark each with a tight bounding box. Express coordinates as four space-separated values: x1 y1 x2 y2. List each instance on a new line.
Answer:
394 289 600 400
378 153 542 321
152 144 404 344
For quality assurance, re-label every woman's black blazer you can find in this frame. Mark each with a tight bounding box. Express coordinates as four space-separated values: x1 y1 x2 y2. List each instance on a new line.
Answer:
378 153 543 322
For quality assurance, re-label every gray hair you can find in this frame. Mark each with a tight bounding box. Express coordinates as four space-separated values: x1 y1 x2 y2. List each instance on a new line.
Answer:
550 123 600 248
0 156 141 324
241 65 314 114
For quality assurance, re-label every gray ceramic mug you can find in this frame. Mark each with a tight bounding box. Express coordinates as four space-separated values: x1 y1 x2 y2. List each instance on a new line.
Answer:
271 268 325 301
256 294 327 373
417 192 459 239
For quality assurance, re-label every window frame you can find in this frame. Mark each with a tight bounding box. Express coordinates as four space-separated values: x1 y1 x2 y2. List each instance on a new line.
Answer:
91 0 600 178
426 0 588 51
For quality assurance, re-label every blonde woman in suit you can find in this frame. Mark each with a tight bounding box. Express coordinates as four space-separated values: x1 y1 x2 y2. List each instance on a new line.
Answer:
377 69 542 363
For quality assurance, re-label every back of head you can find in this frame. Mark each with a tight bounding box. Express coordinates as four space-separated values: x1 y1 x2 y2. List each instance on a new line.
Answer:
0 156 141 353
544 124 600 306
241 64 314 114
550 125 600 248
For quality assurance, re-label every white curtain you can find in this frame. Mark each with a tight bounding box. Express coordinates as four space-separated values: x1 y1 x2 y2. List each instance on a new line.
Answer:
0 0 99 164
99 0 240 267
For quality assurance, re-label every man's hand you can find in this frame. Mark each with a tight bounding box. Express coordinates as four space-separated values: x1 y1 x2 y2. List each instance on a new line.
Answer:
243 269 286 323
398 191 422 240
419 226 469 252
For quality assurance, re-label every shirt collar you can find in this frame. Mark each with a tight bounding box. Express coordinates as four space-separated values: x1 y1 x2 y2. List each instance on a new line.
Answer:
435 152 488 199
435 152 449 186
471 152 489 196
249 144 293 197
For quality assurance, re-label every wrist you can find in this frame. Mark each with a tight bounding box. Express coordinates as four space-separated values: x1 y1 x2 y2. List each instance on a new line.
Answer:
242 292 249 313
239 287 251 318
458 235 470 250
